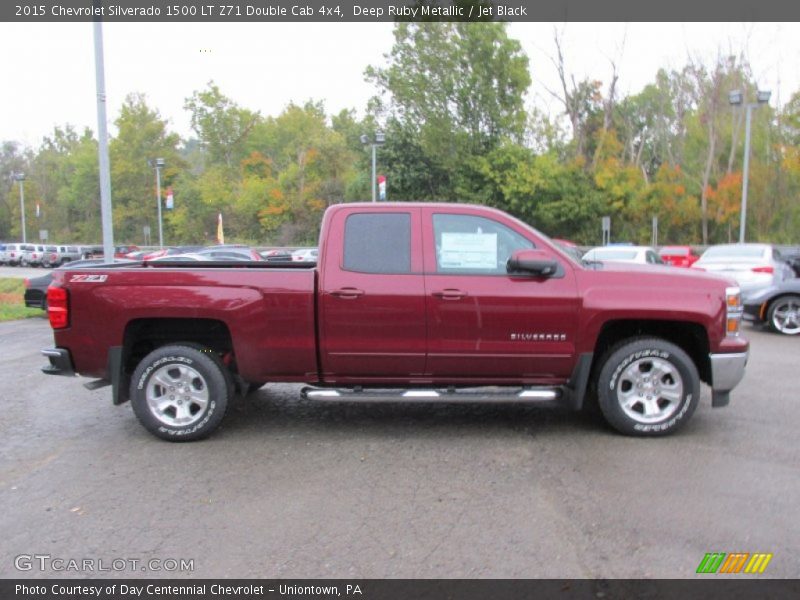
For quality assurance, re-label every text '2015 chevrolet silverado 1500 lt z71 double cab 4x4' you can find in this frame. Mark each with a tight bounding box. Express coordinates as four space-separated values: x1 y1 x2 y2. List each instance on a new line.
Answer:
41 203 748 441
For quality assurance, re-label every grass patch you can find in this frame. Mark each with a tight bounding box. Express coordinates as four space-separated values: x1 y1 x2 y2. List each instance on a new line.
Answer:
0 278 46 322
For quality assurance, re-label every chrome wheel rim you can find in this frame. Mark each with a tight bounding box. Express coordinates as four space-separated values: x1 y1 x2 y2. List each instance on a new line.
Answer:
772 299 800 335
146 364 209 427
616 357 684 424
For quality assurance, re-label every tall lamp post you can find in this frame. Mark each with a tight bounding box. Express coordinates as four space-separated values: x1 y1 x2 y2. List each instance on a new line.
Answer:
360 132 385 202
13 173 26 243
149 158 165 247
729 89 771 243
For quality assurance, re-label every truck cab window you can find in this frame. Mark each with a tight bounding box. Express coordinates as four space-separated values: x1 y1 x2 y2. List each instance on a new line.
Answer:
343 213 412 274
433 213 533 274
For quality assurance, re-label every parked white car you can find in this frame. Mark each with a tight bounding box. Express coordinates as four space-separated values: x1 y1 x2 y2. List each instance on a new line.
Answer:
20 243 47 267
691 244 794 296
291 248 319 262
582 246 664 265
2 243 25 265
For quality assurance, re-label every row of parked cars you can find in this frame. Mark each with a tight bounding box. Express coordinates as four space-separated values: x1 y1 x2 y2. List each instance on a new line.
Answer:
21 244 320 311
579 242 800 336
0 243 91 267
1 242 321 267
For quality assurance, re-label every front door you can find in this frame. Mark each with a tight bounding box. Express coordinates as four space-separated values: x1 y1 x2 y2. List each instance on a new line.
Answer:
423 208 580 382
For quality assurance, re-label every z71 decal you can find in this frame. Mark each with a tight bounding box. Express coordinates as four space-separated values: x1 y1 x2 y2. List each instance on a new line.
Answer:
69 274 108 283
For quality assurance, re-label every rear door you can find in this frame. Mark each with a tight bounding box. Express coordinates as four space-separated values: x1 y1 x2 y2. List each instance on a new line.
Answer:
422 207 580 382
319 207 427 380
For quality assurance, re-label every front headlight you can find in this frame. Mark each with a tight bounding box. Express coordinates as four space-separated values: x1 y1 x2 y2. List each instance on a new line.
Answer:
725 286 743 336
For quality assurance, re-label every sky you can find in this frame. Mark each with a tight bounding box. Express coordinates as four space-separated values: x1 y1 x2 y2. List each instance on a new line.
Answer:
0 22 798 148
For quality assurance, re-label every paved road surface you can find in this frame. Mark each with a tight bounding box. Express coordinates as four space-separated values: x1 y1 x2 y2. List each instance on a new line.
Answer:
0 318 797 578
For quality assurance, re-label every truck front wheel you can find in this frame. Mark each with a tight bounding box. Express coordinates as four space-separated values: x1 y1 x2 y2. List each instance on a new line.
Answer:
130 344 232 441
595 338 700 436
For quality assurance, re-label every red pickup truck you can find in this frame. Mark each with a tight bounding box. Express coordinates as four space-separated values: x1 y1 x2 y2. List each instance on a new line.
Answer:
41 203 748 441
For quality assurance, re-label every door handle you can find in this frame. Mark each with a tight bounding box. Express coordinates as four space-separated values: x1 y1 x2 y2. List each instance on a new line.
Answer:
432 289 467 300
331 287 365 299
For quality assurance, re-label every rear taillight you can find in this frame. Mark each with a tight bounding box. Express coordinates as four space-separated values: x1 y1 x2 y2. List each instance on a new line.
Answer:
47 286 69 329
751 266 774 274
24 278 30 289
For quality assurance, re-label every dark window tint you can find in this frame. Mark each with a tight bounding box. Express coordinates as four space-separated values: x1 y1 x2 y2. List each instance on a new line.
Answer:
343 213 411 274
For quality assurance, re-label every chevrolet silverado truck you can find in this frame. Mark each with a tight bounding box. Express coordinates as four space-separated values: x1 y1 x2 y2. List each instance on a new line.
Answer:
41 203 748 441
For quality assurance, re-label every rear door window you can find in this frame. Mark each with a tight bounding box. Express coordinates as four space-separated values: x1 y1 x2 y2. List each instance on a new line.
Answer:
343 213 411 274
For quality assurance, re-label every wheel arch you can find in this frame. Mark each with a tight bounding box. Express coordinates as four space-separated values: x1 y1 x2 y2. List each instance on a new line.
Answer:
591 319 711 385
115 318 235 405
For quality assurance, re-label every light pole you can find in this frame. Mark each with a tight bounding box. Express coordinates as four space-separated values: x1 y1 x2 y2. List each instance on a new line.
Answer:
360 132 385 202
13 173 26 243
94 22 115 262
729 89 771 243
150 158 165 247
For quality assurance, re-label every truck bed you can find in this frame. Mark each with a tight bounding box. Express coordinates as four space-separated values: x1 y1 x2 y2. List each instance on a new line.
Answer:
51 263 319 383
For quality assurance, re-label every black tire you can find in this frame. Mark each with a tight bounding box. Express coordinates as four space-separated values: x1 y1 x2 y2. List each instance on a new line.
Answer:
130 344 232 441
595 338 700 436
767 295 800 335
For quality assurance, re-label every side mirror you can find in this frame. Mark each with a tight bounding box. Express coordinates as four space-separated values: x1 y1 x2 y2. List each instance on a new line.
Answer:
507 249 559 277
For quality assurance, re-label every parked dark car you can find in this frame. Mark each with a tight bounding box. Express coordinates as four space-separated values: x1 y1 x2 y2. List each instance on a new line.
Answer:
779 248 800 277
140 246 205 260
196 245 262 261
261 248 293 262
743 279 800 335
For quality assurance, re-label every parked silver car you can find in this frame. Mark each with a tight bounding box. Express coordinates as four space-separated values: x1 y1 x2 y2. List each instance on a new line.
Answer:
691 243 795 296
42 245 83 268
3 243 25 266
20 243 47 267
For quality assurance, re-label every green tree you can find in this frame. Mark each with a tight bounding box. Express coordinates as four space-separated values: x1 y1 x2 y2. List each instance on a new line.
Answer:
0 141 28 240
366 22 530 202
110 93 184 244
185 82 260 169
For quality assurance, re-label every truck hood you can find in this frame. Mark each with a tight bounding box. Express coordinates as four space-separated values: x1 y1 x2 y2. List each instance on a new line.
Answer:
586 261 737 289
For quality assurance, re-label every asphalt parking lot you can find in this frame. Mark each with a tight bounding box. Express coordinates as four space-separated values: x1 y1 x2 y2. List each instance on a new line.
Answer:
0 317 797 579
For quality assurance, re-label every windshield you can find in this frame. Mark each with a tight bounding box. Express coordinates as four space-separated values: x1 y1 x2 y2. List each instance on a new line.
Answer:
702 246 768 260
589 249 639 260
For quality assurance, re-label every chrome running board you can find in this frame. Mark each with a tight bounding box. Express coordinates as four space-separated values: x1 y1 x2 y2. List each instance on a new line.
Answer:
301 386 561 404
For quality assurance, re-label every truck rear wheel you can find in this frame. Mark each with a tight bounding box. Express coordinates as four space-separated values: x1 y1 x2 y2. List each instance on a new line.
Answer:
595 338 700 436
130 344 232 441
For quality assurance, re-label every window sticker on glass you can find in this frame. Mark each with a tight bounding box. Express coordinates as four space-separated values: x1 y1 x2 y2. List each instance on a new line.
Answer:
440 232 497 269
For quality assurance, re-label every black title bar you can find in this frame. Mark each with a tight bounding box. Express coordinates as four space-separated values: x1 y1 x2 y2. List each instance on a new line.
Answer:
4 579 800 600
3 0 800 22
